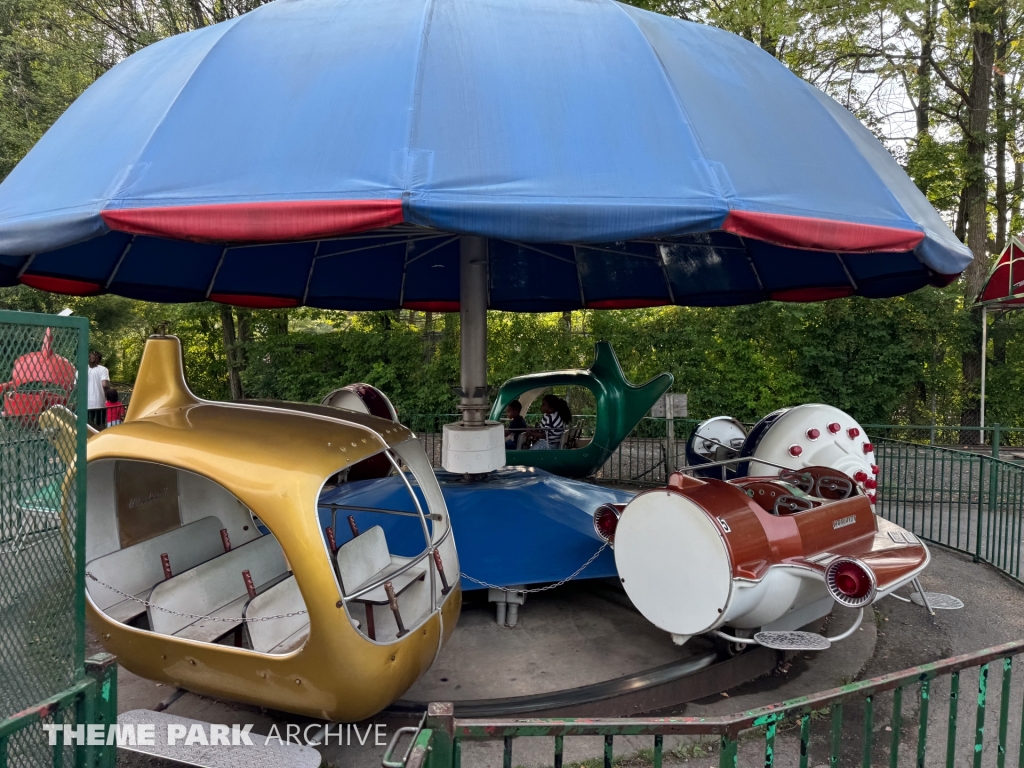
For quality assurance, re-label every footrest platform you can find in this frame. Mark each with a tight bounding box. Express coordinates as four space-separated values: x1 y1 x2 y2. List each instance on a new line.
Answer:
754 630 831 652
116 710 321 768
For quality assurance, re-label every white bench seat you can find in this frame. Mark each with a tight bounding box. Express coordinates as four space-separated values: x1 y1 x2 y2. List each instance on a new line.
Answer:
87 516 228 616
347 559 425 604
175 573 291 644
148 534 288 639
105 588 154 624
336 526 425 604
244 576 311 654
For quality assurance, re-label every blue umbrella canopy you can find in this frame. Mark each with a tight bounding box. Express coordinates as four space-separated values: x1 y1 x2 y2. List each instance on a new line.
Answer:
0 0 970 310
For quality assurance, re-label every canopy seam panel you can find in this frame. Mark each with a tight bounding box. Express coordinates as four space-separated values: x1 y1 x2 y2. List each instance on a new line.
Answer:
787 79 926 245
402 0 439 197
607 2 718 198
103 15 250 212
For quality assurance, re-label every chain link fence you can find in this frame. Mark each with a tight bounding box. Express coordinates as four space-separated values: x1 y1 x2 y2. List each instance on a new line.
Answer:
0 310 116 768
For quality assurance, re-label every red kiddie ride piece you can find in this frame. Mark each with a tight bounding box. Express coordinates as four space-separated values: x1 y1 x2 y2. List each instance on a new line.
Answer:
0 328 76 423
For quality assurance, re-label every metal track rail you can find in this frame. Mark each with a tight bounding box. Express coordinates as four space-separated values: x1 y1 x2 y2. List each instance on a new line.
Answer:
387 644 783 717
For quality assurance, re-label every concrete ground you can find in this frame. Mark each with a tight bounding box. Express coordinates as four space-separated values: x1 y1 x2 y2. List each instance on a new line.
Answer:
106 546 1024 768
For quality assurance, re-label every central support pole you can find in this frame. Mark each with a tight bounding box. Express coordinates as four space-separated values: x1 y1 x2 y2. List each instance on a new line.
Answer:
440 236 506 475
459 235 489 427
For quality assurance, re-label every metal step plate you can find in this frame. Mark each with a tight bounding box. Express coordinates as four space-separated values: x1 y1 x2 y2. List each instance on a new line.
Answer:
910 592 965 610
754 631 831 652
116 710 321 768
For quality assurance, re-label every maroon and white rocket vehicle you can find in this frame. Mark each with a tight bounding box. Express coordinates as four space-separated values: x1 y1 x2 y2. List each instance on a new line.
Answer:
595 404 960 652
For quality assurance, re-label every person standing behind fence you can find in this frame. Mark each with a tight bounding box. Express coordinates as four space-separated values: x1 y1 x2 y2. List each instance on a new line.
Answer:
87 351 110 430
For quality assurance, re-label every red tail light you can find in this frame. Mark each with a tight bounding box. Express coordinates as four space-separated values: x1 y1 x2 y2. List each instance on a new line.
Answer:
825 558 876 607
593 504 621 543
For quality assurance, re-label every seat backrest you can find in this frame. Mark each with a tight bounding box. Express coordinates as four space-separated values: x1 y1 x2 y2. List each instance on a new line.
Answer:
336 525 391 595
148 533 287 636
87 516 226 611
245 576 308 654
516 432 527 449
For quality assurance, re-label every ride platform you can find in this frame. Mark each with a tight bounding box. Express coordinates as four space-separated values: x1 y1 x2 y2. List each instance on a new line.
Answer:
390 579 785 717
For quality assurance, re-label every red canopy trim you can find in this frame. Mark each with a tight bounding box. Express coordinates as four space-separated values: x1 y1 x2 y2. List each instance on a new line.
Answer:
403 301 461 312
586 298 668 310
101 200 404 243
209 293 300 309
771 286 855 302
20 274 102 295
722 210 924 254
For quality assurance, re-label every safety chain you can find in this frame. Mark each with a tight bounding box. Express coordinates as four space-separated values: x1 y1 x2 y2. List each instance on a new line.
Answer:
459 542 610 594
85 572 308 623
88 541 610 619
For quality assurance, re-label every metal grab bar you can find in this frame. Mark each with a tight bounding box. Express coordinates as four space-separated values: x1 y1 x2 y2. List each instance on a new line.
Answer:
381 713 426 768
341 525 453 603
322 502 443 521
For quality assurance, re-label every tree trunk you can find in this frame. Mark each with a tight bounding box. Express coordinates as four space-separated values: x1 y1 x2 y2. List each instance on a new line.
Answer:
915 0 936 139
993 4 1008 253
954 188 968 242
220 305 243 400
959 3 997 442
961 17 995 301
1013 154 1023 233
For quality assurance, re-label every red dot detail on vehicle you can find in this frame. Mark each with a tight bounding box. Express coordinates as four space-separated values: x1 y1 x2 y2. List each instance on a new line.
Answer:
789 445 803 457
827 422 841 433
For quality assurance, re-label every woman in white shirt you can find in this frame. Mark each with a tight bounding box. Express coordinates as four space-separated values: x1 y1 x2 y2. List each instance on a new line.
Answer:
87 350 111 429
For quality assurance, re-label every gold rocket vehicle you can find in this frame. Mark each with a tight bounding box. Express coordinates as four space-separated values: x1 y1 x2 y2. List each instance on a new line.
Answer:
60 335 460 722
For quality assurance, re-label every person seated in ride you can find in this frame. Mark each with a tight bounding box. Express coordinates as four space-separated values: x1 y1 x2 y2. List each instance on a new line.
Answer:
504 400 529 449
528 394 570 450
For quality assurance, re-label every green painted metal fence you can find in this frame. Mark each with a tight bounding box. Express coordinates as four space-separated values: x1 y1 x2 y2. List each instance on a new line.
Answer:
390 640 1024 768
874 438 1024 584
387 417 1024 766
0 310 117 768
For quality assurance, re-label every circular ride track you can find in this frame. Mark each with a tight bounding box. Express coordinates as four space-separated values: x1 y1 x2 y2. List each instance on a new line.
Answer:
389 580 790 717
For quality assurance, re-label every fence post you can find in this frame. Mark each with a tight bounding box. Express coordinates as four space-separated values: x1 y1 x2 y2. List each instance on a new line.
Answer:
79 654 118 768
424 702 455 768
976 453 985 564
981 424 1002 566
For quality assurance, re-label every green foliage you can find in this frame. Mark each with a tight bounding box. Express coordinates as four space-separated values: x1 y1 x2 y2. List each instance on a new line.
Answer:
1 0 1022 433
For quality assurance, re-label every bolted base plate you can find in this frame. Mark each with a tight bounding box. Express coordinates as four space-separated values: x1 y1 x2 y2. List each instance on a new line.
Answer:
910 592 964 610
754 630 831 652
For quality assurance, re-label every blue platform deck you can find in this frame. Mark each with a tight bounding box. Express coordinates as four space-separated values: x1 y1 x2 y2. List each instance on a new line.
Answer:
318 467 633 590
